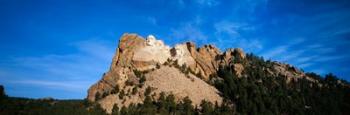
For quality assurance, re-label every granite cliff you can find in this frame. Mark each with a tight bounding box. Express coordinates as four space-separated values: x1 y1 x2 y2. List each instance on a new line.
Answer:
87 33 318 113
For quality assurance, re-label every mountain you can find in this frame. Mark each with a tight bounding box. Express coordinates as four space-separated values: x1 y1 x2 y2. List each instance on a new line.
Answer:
87 33 225 113
0 33 349 115
87 33 350 114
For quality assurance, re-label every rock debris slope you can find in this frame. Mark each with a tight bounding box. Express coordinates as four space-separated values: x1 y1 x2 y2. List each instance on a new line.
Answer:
87 33 314 113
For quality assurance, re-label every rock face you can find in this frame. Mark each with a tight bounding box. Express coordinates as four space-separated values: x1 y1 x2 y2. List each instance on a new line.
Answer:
87 33 313 113
88 33 232 113
88 34 146 102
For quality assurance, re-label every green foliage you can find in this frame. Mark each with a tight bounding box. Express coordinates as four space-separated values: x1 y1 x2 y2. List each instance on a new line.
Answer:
0 86 233 115
120 106 128 115
133 69 142 78
156 63 161 69
0 85 6 100
133 69 147 88
119 90 125 99
109 92 233 115
125 79 134 86
144 87 152 96
180 64 188 74
195 72 203 78
0 98 106 115
200 100 214 115
102 91 109 99
132 87 138 95
111 84 120 94
180 97 194 115
95 92 101 100
214 53 350 115
1 53 349 115
173 60 180 68
140 75 146 84
112 104 119 115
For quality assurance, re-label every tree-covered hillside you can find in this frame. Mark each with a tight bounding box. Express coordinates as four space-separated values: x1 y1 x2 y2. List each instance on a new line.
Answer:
213 53 350 115
0 53 349 115
0 90 105 115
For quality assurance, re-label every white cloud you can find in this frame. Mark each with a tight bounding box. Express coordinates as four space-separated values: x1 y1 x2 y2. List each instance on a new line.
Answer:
310 69 328 75
1 39 115 98
279 50 306 62
314 47 336 54
12 80 90 92
194 15 203 25
260 37 306 61
237 39 263 52
306 44 323 49
147 17 157 25
177 0 185 7
230 0 269 16
214 21 241 36
261 46 288 59
212 20 262 53
294 55 318 64
315 55 348 62
214 21 255 37
196 0 219 7
170 23 208 44
257 35 348 75
72 39 115 61
176 0 219 8
298 63 313 68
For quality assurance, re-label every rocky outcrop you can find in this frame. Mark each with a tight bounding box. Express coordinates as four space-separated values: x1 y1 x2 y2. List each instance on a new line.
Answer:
191 44 222 80
88 34 146 102
144 66 222 107
87 34 229 113
87 33 314 113
270 62 315 82
233 63 244 77
233 48 245 59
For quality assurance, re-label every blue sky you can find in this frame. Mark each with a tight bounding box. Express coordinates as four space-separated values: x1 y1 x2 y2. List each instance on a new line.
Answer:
0 0 349 99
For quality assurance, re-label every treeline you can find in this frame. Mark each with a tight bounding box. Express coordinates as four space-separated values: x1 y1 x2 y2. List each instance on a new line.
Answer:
1 85 106 115
110 91 234 115
213 53 350 115
0 85 233 115
1 53 350 115
0 95 105 115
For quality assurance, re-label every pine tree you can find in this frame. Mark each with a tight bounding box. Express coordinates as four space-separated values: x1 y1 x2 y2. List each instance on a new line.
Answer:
0 85 5 99
112 104 119 115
